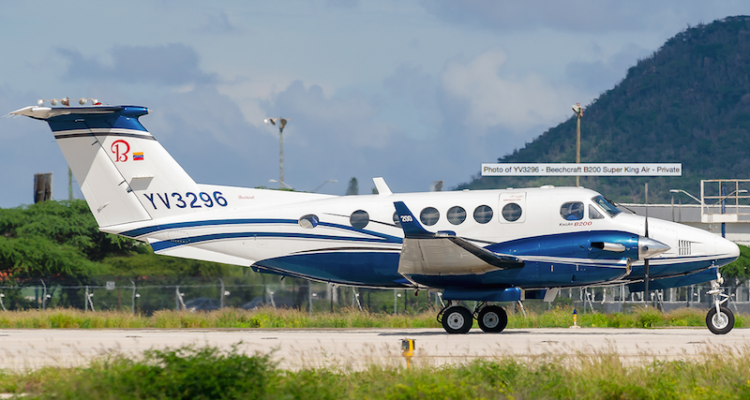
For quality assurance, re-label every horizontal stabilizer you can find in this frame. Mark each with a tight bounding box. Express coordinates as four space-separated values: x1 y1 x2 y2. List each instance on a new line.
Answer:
10 105 126 120
393 201 523 276
628 266 718 293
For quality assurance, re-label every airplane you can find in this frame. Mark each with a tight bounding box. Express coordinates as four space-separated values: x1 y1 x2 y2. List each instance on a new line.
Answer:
10 100 741 335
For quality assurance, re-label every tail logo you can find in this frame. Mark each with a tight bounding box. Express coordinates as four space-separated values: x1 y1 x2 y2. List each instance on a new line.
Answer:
111 140 130 162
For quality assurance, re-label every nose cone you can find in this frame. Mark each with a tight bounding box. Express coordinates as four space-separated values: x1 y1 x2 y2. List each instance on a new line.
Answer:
639 237 671 259
715 236 740 265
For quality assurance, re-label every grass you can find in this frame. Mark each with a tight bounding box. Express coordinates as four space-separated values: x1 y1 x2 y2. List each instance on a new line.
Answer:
0 305 742 329
2 343 750 399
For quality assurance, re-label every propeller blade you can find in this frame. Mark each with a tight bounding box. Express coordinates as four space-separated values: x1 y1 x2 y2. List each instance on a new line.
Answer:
644 183 649 238
644 258 650 305
644 183 649 306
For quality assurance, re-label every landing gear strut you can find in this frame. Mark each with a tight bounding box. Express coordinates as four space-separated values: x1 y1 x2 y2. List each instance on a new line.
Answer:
706 271 734 335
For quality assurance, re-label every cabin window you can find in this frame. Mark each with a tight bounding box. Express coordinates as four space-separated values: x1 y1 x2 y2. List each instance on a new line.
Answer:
447 206 466 225
392 211 401 227
298 214 319 229
589 204 604 219
473 205 493 224
560 202 584 220
502 203 523 222
350 210 370 229
420 207 440 226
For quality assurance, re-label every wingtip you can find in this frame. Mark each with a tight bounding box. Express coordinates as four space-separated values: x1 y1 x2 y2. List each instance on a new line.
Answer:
393 201 433 238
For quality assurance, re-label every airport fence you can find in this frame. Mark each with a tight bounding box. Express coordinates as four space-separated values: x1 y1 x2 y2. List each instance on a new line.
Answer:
1 277 749 316
0 277 442 315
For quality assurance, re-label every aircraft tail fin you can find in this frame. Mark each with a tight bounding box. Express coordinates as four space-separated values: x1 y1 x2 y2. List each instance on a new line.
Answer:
11 104 205 228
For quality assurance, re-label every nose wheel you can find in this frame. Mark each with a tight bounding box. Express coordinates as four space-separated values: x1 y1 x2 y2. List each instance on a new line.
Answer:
707 306 734 335
706 271 734 334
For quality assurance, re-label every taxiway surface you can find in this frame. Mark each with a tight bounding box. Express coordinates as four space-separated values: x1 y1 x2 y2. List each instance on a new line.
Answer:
1 327 747 370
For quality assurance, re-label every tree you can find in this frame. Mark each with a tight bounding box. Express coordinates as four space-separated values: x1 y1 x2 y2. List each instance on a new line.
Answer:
0 200 132 280
346 177 359 195
720 245 750 280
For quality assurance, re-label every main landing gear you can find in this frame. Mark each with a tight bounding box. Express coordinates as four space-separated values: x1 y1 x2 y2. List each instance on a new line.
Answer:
706 271 734 335
437 302 508 334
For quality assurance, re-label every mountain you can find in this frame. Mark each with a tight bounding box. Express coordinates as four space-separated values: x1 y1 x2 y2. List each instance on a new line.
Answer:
457 16 750 203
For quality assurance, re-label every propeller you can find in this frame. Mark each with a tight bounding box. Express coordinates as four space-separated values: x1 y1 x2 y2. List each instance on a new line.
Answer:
644 183 650 307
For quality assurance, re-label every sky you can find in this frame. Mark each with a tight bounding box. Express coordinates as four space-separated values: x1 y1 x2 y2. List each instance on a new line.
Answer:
1 1 748 207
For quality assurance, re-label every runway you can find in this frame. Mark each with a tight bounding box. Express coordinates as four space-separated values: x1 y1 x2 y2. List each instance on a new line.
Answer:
1 327 748 370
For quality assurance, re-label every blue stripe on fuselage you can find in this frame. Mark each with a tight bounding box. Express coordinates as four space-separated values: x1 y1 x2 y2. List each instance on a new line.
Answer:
151 231 400 252
122 218 404 245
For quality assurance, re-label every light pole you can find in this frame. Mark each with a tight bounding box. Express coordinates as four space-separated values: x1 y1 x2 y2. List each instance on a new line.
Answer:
571 103 583 187
264 117 291 189
268 179 293 190
669 189 702 205
312 179 338 193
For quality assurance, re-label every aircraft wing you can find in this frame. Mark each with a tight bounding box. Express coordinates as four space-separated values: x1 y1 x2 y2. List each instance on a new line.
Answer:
393 201 524 276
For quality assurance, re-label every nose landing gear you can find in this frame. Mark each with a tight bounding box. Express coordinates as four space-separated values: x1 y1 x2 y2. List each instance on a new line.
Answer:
437 302 509 334
706 271 734 335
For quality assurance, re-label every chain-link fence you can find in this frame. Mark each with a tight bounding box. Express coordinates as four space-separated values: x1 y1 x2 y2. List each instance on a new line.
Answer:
1 276 748 315
0 276 442 315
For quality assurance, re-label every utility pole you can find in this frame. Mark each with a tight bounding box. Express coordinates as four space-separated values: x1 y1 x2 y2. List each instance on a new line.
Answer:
264 117 291 189
68 168 73 201
571 103 583 187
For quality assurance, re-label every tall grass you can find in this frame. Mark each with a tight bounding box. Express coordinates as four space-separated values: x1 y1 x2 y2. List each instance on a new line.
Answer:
506 306 745 329
3 343 750 399
0 306 741 329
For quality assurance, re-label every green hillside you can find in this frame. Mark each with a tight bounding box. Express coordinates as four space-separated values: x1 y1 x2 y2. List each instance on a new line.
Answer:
458 16 750 203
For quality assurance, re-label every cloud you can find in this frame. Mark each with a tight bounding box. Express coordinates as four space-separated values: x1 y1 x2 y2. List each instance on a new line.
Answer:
326 0 359 8
0 86 85 207
195 11 241 35
141 85 279 188
565 43 652 94
262 80 396 149
57 44 217 86
419 0 709 33
383 64 442 131
438 48 577 135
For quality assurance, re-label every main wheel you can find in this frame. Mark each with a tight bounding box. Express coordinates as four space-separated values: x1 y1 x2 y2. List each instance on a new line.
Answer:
441 306 473 334
478 305 508 333
706 306 734 335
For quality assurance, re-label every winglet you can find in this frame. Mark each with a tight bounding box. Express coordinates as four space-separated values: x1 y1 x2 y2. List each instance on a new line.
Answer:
373 177 392 195
393 201 433 238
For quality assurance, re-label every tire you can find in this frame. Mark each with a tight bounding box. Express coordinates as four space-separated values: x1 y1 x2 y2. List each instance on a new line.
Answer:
706 306 735 335
441 306 473 334
478 305 508 333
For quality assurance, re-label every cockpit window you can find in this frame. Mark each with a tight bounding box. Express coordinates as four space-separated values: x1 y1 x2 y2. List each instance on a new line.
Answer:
560 202 584 221
589 205 604 219
592 195 621 217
